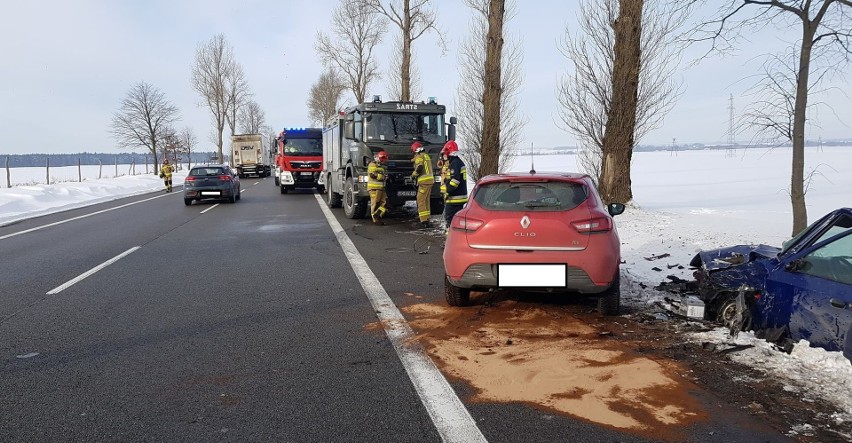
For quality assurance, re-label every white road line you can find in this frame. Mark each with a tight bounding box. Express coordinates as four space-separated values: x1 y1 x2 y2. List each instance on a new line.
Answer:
314 194 487 443
46 246 140 295
0 192 170 241
200 204 219 214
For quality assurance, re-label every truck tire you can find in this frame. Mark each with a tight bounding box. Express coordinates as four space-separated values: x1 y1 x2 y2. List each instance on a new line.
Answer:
430 198 445 215
596 270 621 316
326 177 342 208
274 176 280 186
184 198 192 206
316 185 325 195
343 177 368 219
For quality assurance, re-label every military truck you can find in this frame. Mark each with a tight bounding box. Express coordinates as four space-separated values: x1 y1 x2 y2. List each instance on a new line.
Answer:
322 96 456 219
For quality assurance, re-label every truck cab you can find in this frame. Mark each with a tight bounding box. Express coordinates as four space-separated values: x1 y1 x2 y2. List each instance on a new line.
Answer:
322 96 456 219
275 128 324 194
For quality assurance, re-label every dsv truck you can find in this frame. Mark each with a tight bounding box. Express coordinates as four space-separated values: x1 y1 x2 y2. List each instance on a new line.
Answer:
322 96 456 219
231 134 270 178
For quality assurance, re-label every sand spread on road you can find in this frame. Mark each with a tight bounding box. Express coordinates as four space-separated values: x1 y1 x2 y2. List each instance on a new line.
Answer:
396 298 705 431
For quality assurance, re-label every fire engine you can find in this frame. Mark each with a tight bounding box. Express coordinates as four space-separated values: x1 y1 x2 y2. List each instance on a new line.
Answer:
322 96 456 219
274 128 324 194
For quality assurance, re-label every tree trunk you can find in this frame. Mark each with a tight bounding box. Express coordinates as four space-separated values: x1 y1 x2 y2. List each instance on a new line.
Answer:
478 0 505 179
790 24 814 236
599 0 643 204
401 0 412 102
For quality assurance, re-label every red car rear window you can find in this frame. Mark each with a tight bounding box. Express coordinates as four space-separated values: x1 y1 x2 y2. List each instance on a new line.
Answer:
473 180 587 211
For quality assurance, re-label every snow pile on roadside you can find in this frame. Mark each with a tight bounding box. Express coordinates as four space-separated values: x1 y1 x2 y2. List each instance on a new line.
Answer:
687 328 852 429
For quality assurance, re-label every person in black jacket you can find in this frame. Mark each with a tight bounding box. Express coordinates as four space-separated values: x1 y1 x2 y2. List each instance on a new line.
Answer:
440 140 467 232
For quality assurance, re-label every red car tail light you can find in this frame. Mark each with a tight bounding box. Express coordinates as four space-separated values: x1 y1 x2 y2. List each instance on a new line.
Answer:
451 216 484 232
185 176 196 182
218 175 232 182
571 216 612 233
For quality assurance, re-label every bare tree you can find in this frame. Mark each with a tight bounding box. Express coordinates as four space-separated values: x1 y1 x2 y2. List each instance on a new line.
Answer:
692 0 852 235
386 33 423 101
110 81 180 173
225 63 252 136
594 0 644 205
307 69 348 126
455 0 525 181
359 0 445 101
238 100 266 134
192 34 239 162
558 0 687 192
316 0 388 103
158 126 180 168
178 126 197 169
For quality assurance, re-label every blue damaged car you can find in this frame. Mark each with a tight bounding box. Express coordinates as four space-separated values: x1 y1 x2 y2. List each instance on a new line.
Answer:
690 208 852 362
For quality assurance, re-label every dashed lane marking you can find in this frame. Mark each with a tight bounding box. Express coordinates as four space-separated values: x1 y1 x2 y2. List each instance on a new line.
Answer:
46 246 141 295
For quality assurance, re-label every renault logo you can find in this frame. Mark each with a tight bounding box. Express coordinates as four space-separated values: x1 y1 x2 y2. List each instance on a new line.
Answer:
520 215 531 229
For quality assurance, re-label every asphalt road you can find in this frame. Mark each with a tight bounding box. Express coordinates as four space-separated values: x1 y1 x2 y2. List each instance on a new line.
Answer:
0 178 792 442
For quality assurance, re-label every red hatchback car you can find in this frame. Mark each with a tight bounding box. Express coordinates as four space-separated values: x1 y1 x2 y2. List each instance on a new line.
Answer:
443 172 625 314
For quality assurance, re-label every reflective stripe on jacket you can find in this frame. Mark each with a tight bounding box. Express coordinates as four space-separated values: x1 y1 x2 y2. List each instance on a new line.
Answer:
445 155 467 204
367 161 385 190
412 153 435 185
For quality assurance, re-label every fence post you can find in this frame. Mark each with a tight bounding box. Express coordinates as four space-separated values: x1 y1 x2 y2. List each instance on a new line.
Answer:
99 160 103 179
5 157 9 188
46 157 50 184
114 157 118 177
78 158 82 182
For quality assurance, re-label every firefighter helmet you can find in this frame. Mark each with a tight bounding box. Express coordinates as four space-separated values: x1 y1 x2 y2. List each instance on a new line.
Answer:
411 141 424 153
441 140 459 157
163 158 169 164
375 150 388 163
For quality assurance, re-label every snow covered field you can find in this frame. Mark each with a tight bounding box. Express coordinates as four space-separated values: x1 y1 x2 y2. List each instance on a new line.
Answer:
2 146 851 430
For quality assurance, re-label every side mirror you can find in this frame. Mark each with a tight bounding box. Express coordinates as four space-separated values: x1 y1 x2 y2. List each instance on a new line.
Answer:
785 259 809 272
608 203 625 216
447 116 457 142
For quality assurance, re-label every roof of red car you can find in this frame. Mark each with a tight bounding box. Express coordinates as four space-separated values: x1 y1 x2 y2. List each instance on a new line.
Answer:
476 171 590 185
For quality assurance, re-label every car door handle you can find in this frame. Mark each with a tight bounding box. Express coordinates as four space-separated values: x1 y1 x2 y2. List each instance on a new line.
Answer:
830 298 847 309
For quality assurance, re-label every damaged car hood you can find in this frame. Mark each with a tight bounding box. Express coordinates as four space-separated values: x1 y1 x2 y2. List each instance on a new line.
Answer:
689 244 781 272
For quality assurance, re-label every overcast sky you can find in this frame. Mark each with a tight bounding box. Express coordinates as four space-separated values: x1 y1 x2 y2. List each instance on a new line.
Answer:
1 0 850 155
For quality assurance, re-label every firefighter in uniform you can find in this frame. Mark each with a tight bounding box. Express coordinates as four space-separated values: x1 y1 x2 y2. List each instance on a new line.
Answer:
437 149 450 201
441 140 468 230
367 150 389 225
159 158 174 192
410 141 434 227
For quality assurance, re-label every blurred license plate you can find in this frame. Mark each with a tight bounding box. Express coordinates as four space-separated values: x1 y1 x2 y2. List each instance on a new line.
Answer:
300 172 313 176
201 191 220 196
498 264 567 287
397 190 416 197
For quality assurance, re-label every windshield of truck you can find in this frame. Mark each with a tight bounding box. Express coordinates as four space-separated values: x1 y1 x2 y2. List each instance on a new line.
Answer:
365 113 445 144
281 138 322 156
